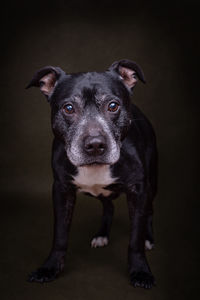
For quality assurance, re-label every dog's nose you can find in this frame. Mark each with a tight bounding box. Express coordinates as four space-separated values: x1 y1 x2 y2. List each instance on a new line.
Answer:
84 136 106 156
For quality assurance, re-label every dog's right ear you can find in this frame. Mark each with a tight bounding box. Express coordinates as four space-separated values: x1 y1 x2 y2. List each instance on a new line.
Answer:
26 66 65 101
108 59 146 91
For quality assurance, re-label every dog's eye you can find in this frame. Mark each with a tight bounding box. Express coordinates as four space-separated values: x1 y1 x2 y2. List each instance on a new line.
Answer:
108 102 119 112
63 104 74 114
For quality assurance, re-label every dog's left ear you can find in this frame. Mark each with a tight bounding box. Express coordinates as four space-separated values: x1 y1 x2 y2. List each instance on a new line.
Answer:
26 66 65 101
109 59 146 90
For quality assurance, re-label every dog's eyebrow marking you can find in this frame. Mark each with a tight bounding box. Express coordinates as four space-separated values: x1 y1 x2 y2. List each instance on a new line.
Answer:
95 94 120 106
95 93 107 104
73 95 82 102
63 95 82 105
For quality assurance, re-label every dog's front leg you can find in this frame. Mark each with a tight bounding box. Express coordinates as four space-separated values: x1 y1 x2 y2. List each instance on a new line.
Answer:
127 189 155 289
28 181 76 283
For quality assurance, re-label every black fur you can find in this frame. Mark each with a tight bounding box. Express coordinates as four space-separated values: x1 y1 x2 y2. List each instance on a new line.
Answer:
27 60 157 289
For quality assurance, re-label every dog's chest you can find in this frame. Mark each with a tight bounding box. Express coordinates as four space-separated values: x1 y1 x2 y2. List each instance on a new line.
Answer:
72 165 117 197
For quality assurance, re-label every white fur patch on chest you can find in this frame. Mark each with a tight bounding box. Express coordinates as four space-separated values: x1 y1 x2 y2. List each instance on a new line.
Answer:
72 165 117 197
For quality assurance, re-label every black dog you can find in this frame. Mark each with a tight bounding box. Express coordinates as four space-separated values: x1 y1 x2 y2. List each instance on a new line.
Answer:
26 59 157 289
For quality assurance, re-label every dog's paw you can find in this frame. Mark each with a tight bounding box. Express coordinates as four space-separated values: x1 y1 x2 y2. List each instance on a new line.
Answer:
28 267 60 283
145 240 154 250
91 236 109 248
130 271 155 289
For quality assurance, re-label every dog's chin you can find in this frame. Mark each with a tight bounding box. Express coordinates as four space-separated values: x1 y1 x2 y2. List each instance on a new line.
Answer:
79 162 110 167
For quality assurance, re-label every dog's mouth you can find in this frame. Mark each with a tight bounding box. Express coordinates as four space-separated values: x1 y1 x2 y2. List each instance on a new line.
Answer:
79 161 110 167
66 140 120 168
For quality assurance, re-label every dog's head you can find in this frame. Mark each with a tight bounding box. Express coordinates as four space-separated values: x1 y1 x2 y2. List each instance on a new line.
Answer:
27 59 145 167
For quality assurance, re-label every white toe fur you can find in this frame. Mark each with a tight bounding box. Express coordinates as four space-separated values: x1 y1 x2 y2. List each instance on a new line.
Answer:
91 237 109 248
145 240 154 250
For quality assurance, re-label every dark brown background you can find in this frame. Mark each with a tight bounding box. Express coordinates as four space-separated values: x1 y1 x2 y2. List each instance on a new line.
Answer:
0 1 199 299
